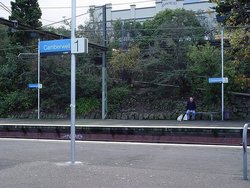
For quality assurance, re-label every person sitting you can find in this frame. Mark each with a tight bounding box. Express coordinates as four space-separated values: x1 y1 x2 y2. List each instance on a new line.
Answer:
186 97 196 120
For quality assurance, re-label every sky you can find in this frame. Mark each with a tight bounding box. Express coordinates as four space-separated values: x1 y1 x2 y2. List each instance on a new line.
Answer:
0 0 155 27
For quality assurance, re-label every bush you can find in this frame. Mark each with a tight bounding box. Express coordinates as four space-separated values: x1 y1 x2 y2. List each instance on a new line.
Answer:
75 97 101 115
0 91 33 116
108 86 131 113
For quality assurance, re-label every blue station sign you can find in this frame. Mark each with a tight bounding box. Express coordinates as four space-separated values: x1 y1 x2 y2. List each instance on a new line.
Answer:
28 84 42 89
208 77 228 84
39 39 71 54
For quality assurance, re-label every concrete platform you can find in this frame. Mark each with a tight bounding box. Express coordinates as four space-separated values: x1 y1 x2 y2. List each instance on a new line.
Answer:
0 119 249 145
0 139 249 188
0 119 248 127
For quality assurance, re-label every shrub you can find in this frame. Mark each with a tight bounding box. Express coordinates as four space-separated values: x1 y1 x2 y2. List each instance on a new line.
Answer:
75 97 101 115
108 86 131 113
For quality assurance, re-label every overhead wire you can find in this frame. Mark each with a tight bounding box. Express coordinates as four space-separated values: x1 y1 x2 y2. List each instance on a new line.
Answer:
41 7 103 28
0 2 34 27
22 0 155 9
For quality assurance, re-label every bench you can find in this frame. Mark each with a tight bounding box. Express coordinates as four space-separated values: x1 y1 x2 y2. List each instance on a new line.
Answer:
196 112 219 121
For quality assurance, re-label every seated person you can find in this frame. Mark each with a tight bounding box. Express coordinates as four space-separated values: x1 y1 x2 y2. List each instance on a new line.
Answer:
186 97 196 120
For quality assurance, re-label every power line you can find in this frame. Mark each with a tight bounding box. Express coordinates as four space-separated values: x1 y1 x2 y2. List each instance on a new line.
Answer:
1 0 155 10
41 7 103 28
38 0 155 9
0 2 33 28
0 2 11 14
41 18 57 23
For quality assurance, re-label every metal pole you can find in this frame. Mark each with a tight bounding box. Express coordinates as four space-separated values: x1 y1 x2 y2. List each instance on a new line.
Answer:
70 0 76 164
102 5 107 119
37 39 40 119
221 24 224 121
243 123 248 180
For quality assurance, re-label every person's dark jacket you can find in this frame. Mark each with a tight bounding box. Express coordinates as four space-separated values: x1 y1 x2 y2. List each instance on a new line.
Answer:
186 101 196 111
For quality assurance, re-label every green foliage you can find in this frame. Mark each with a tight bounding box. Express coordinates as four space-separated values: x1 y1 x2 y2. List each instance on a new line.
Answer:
10 0 42 27
76 72 101 97
44 26 70 37
140 9 205 93
9 0 42 45
112 20 143 49
187 43 221 103
187 42 248 105
228 28 250 77
142 9 204 43
75 97 101 115
0 91 33 116
108 86 131 112
109 46 140 84
212 0 250 91
211 0 250 26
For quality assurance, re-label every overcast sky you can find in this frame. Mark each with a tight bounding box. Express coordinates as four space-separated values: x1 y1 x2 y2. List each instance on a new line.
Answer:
0 0 155 27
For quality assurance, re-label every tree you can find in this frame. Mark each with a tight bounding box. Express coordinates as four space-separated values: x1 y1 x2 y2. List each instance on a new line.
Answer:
109 45 140 84
187 43 221 104
212 0 250 91
211 0 250 25
140 9 205 94
9 0 42 45
112 20 143 50
45 26 70 37
228 28 250 78
187 42 248 106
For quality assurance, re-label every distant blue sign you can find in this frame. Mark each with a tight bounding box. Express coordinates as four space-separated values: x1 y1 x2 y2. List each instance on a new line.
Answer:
39 39 71 54
28 84 42 89
209 77 228 84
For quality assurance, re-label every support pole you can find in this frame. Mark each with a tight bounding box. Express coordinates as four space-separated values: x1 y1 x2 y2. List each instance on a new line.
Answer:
37 39 40 119
102 5 107 119
221 24 224 121
70 0 76 164
243 123 248 180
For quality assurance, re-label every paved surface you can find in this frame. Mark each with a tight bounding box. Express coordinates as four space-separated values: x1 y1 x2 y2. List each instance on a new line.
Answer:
0 119 249 128
0 138 249 188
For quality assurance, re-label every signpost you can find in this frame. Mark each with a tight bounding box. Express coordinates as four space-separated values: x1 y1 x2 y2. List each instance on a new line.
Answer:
39 38 88 55
208 77 228 84
28 84 42 89
39 39 71 54
38 38 88 163
209 75 228 120
71 38 88 54
37 0 88 163
35 0 90 164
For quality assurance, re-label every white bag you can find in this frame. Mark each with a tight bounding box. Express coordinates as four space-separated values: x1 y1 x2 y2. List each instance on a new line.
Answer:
177 114 183 121
183 114 188 121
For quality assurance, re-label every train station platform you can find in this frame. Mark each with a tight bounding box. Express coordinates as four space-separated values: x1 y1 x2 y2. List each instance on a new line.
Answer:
0 138 249 188
0 119 249 145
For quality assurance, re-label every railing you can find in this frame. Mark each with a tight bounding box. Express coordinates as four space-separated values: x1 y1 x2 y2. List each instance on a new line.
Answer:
243 123 249 180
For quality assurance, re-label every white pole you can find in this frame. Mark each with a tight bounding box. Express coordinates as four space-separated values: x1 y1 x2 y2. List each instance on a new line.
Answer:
70 0 76 163
37 39 40 120
243 123 248 180
102 5 107 119
221 25 224 121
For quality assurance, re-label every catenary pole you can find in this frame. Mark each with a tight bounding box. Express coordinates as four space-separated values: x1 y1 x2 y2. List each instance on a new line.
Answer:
70 0 76 163
37 39 40 119
221 24 224 121
102 5 107 119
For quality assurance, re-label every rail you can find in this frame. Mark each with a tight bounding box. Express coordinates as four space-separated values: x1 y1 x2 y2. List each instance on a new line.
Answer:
243 123 249 180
